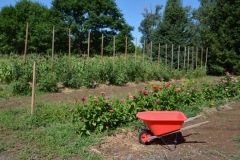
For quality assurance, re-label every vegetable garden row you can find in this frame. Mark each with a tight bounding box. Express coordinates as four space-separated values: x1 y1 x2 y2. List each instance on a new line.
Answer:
0 53 206 96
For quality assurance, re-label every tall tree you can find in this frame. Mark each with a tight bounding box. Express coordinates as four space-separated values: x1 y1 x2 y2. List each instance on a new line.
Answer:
151 0 194 63
153 0 193 45
138 5 162 44
197 0 240 75
0 0 57 54
51 0 134 55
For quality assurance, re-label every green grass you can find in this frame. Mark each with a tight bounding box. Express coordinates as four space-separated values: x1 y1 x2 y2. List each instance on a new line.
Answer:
0 101 147 159
232 136 240 142
0 104 105 159
1 95 239 159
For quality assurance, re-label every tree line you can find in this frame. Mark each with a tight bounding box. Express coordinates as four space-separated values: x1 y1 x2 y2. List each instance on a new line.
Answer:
138 0 240 75
0 0 240 75
0 0 135 55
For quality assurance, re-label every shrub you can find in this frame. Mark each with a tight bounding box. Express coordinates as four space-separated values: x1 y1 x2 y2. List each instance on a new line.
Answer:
38 73 58 92
11 79 31 95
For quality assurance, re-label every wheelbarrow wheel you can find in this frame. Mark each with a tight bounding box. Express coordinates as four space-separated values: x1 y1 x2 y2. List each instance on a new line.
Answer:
138 129 154 145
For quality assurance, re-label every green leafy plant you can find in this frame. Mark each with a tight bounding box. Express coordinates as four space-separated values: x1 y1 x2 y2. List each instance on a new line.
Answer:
10 79 31 96
38 73 58 92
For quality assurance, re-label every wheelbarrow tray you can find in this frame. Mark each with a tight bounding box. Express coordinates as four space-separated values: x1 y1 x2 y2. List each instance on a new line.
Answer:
136 111 188 136
136 111 208 137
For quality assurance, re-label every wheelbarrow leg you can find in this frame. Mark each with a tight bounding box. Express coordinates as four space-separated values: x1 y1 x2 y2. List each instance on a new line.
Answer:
159 132 180 151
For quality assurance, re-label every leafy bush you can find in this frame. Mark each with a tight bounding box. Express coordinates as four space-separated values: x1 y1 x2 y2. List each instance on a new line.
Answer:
10 79 31 95
63 70 83 89
38 73 58 92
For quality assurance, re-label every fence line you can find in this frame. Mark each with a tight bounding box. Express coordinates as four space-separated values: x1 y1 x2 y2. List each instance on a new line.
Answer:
20 24 208 71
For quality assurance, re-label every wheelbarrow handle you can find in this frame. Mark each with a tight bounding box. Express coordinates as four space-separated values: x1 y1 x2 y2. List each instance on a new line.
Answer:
148 121 209 141
184 115 202 123
180 121 209 132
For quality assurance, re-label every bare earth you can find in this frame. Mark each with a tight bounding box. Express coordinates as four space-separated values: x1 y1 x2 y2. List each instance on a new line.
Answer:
0 80 240 160
0 81 163 109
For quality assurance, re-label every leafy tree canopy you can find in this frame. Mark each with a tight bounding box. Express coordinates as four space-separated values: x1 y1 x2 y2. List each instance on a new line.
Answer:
197 0 240 75
0 0 134 55
138 5 163 44
0 0 54 53
51 0 134 55
153 0 194 46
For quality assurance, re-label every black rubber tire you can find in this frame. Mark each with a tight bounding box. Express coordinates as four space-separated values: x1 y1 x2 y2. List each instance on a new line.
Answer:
138 129 154 145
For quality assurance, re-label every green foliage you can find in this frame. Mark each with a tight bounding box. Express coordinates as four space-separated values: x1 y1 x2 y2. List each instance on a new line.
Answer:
151 0 196 62
186 67 206 79
0 106 104 159
38 72 59 93
51 0 134 55
0 0 54 53
138 5 163 44
0 0 134 55
196 0 240 75
28 102 72 127
0 54 208 97
0 62 12 83
10 79 31 96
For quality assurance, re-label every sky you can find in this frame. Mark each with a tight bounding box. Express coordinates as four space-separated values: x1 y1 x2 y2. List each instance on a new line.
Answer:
0 0 200 42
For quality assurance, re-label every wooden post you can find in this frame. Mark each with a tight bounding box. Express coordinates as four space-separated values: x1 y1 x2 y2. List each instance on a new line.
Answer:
201 47 203 67
184 46 186 69
171 44 173 70
178 45 180 71
158 43 160 69
113 36 115 70
150 41 152 66
68 29 71 67
31 62 36 115
24 22 29 65
165 44 167 67
142 40 145 70
51 26 55 72
101 33 104 65
205 47 208 71
135 38 137 67
87 32 90 64
187 46 189 72
192 47 194 69
196 47 198 68
125 36 127 68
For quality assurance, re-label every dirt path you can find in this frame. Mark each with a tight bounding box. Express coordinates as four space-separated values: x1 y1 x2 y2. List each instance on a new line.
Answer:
89 102 240 160
0 82 156 109
0 76 220 109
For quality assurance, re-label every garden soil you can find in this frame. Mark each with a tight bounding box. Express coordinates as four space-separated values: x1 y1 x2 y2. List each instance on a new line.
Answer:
0 80 240 160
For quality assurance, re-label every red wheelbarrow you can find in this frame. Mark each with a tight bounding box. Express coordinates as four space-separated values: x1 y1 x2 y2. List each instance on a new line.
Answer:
136 111 209 146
